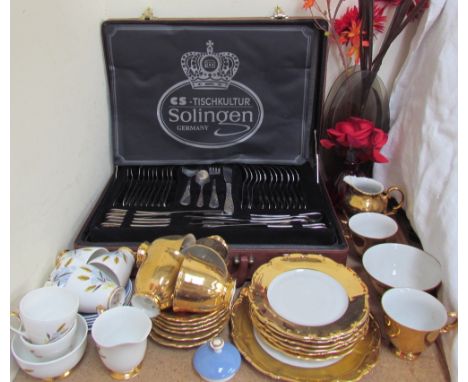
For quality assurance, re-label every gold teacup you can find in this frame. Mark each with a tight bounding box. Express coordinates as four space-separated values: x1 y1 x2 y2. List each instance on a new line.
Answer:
132 234 196 317
382 288 457 360
195 236 229 260
172 256 235 313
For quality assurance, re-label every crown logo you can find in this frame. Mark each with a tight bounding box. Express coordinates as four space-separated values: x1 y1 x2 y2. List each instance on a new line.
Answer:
181 41 240 90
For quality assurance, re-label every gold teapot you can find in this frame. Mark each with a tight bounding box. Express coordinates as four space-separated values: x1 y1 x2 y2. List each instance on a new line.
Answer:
131 234 196 317
343 176 404 215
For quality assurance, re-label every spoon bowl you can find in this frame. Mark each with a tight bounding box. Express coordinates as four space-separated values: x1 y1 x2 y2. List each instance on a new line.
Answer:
195 170 210 208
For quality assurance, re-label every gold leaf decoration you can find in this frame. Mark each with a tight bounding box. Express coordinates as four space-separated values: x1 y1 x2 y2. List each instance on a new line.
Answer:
65 258 73 267
114 257 119 264
78 275 90 281
102 255 110 262
85 285 96 292
80 266 92 273
123 254 127 263
57 323 66 333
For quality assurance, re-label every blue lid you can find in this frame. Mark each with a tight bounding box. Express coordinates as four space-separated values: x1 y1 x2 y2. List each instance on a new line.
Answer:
193 338 241 382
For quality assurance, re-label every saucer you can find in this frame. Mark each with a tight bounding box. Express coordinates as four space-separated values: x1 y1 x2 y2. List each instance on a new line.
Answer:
12 314 88 380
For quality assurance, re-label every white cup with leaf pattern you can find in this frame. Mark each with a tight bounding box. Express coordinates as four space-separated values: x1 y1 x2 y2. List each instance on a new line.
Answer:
50 247 110 287
10 287 79 345
88 247 135 287
55 264 125 314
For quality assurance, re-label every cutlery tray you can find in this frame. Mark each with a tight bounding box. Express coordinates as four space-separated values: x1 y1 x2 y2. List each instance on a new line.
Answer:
75 18 348 282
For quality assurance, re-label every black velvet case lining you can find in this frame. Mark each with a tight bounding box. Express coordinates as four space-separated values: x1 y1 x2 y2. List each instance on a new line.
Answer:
79 163 340 247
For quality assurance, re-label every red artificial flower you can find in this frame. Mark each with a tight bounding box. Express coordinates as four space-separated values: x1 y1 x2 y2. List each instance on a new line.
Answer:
334 6 360 36
376 0 429 19
321 117 389 163
373 5 387 34
303 0 316 9
375 0 402 6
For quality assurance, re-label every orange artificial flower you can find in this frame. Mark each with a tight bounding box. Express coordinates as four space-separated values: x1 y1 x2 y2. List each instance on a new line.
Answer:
303 0 316 9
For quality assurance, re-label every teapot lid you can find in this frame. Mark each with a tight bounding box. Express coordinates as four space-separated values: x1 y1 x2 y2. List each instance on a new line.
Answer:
193 338 241 382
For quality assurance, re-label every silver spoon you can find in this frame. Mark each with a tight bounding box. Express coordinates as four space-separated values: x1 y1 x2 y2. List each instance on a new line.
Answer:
180 167 197 206
195 170 210 208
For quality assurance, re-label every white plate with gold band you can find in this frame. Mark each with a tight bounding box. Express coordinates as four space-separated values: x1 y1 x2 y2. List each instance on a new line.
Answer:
249 254 369 340
267 269 349 326
253 328 344 368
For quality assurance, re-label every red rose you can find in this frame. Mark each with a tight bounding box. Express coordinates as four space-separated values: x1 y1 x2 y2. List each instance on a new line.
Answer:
320 116 389 164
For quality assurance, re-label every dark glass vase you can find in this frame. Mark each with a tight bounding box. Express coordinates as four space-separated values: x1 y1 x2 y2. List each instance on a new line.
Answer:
321 68 390 195
331 152 366 207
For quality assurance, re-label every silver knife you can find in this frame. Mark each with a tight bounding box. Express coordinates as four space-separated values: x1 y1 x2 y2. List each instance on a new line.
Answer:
222 166 234 215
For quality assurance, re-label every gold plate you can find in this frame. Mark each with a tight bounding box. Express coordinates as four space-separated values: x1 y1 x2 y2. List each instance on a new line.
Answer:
231 289 380 382
152 316 229 341
250 305 369 347
249 254 369 340
158 306 227 323
153 311 230 333
149 326 223 349
251 316 368 360
155 307 229 327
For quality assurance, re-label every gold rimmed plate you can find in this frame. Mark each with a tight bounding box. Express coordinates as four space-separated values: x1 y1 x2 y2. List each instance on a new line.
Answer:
231 289 380 382
155 307 230 327
251 317 368 359
152 316 229 342
158 306 227 323
249 304 369 347
149 329 222 349
153 311 230 333
249 254 369 340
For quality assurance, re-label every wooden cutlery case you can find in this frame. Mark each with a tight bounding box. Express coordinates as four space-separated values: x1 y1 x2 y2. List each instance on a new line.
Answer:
75 17 349 282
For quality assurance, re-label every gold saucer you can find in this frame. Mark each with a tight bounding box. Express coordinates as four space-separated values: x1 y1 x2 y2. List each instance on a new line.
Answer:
231 289 380 382
149 326 224 348
154 311 229 334
152 315 229 341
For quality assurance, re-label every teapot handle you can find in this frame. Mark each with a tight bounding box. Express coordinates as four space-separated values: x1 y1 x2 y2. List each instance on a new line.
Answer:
385 186 405 213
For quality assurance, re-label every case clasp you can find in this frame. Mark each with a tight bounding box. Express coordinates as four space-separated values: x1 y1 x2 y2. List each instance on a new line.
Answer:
272 6 288 20
140 7 156 21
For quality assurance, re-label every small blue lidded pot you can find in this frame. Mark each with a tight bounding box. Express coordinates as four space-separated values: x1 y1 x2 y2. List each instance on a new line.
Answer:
193 337 241 382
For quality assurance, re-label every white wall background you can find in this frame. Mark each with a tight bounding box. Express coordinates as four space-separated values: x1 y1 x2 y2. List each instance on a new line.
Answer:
10 0 415 379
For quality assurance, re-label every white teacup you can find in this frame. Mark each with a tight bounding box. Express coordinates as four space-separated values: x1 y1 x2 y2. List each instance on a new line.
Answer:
92 306 152 379
50 247 109 287
88 247 135 287
10 287 79 345
348 212 398 257
19 316 78 361
56 264 125 314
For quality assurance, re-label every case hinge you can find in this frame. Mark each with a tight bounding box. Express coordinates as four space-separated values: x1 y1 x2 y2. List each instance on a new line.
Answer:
140 7 156 21
272 6 289 20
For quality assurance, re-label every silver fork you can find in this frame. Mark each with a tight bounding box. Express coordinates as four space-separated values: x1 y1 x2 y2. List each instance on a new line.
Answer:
208 165 221 209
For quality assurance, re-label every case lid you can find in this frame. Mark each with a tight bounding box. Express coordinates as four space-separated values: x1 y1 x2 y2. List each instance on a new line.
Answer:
102 19 327 165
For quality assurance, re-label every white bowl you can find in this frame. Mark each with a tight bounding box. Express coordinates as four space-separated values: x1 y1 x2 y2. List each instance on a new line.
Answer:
12 314 87 380
19 316 78 361
363 243 442 294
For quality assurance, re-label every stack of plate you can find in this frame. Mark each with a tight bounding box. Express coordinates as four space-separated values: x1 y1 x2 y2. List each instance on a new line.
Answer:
149 281 234 348
231 254 380 381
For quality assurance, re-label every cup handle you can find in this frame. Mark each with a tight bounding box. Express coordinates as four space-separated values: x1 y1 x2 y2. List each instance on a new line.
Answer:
10 311 26 337
440 312 458 333
96 305 106 315
385 186 405 213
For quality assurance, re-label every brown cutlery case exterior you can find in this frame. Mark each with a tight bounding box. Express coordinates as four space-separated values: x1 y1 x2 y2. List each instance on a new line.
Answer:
75 17 348 283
